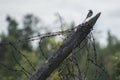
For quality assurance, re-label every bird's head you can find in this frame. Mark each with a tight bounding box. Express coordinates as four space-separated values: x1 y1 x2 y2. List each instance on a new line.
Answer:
88 10 92 12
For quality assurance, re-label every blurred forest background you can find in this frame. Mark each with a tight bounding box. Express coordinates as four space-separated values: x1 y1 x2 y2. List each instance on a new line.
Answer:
0 14 120 80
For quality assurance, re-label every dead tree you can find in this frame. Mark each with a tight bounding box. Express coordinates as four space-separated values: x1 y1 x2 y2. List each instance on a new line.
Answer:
28 12 101 80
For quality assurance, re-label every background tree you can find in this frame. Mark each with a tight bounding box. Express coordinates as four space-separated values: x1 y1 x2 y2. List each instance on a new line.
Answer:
0 14 120 80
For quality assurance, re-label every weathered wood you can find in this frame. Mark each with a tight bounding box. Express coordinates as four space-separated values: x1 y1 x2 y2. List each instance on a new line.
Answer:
28 12 101 80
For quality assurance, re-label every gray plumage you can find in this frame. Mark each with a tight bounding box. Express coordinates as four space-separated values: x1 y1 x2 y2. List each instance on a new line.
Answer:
84 10 93 22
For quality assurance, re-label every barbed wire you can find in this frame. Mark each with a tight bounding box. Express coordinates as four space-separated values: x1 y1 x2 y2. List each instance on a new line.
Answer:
18 26 78 43
0 24 111 80
0 26 79 79
56 31 111 80
0 26 78 46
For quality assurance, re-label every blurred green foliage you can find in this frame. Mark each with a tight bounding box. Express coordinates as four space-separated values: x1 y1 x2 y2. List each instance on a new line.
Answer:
0 14 120 80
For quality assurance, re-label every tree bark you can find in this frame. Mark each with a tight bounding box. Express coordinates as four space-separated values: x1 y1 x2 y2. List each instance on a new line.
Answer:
28 12 101 80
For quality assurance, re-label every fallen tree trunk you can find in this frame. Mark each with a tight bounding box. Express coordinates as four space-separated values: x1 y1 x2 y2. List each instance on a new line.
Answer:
28 12 101 80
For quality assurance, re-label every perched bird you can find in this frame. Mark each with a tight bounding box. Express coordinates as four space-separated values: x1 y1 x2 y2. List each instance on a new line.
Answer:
84 10 93 22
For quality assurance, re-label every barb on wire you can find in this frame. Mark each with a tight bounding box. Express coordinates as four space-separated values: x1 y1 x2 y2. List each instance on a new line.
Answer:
9 42 36 72
18 26 77 43
0 26 78 47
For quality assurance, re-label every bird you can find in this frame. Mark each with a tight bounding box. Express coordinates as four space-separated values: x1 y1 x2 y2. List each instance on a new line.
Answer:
84 10 93 22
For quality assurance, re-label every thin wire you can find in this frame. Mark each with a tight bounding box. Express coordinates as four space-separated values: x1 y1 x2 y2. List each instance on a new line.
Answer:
39 40 48 60
88 58 111 80
18 27 76 43
0 62 22 72
11 49 30 77
84 39 90 80
0 26 79 47
91 32 97 63
9 42 36 71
